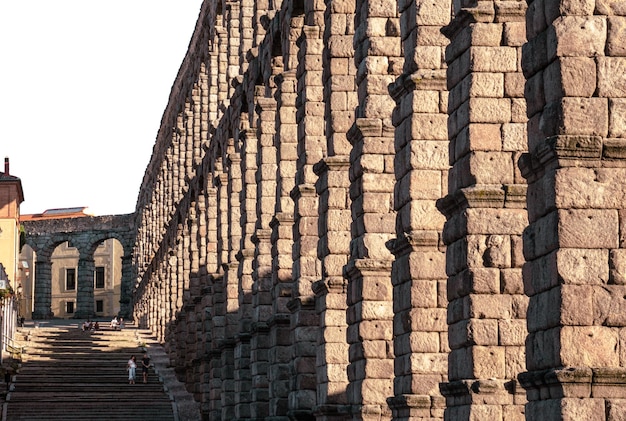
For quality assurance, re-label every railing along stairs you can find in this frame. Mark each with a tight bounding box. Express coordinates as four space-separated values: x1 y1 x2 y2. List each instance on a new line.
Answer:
3 335 26 359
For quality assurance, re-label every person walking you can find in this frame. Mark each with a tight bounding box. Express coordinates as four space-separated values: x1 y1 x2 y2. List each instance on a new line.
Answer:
127 355 136 384
141 352 151 384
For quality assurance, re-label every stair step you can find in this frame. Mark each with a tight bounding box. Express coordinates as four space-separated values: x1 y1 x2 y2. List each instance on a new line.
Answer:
5 324 175 421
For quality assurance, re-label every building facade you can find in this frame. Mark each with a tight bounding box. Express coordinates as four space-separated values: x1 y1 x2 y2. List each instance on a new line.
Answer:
0 158 24 288
128 1 626 420
0 157 23 361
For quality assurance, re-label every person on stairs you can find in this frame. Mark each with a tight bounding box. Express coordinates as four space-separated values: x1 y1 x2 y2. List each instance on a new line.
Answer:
127 355 136 384
141 352 151 384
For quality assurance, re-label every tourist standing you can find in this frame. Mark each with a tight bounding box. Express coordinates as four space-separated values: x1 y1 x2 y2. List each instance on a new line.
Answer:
141 352 151 384
127 355 136 384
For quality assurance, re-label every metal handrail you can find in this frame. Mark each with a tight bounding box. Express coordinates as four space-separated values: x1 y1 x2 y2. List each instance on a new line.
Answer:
2 335 26 353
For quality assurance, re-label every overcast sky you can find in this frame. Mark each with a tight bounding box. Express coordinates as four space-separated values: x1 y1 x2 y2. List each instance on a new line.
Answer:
1 1 204 216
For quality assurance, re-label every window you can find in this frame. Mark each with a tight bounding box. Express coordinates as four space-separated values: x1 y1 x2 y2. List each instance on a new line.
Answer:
94 267 105 289
66 268 76 291
96 300 104 313
66 301 74 314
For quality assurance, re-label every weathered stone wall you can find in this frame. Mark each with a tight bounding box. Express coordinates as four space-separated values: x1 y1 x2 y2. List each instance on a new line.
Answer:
131 0 626 420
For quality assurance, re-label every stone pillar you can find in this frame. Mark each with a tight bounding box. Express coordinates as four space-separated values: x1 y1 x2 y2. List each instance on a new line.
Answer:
236 123 257 420
160 256 170 342
215 18 229 103
267 70 297 421
207 346 222 421
235 326 252 420
201 280 216 420
186 200 202 400
313 156 352 421
216 171 228 271
119 253 133 319
344 0 401 416
252 0 269 47
518 1 626 419
32 259 52 319
188 203 201 297
438 2 528 420
74 257 95 319
312 0 356 416
289 4 327 413
206 45 219 126
344 122 396 421
182 223 192 304
248 91 278 420
216 133 244 421
387 0 451 419
196 186 212 412
184 99 195 180
210 283 232 421
239 0 254 73
191 85 203 168
268 213 293 421
226 1 241 97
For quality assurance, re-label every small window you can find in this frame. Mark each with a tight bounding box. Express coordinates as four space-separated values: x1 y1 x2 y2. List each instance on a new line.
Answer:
94 267 105 289
66 301 74 314
96 300 104 313
66 268 76 291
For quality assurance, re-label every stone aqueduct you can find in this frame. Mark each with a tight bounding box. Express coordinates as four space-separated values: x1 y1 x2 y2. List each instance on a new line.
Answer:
22 214 135 320
25 0 626 419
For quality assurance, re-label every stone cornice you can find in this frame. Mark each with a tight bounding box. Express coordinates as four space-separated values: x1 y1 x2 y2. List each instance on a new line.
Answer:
270 212 294 229
251 228 272 244
519 135 604 181
442 4 493 41
387 394 442 411
436 185 506 218
267 314 290 328
286 296 315 313
440 378 520 400
275 69 297 85
516 367 626 401
290 183 316 200
389 70 447 102
343 258 393 280
255 96 277 113
388 231 441 257
312 276 347 296
313 155 350 176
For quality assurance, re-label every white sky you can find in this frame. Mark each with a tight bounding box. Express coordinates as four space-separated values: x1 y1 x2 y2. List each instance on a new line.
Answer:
1 1 204 216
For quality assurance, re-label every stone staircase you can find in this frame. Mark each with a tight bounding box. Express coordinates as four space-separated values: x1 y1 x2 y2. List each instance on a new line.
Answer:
4 322 176 420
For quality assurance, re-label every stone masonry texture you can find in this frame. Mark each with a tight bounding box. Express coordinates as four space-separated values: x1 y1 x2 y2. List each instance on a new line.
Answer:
125 0 626 420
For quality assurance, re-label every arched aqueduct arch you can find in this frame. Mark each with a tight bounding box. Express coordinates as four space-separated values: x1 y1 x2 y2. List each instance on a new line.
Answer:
22 214 135 319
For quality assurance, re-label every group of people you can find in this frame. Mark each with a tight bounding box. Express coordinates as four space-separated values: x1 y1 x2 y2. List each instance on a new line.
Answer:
79 317 151 384
81 320 100 331
82 317 125 332
127 353 151 384
110 316 125 330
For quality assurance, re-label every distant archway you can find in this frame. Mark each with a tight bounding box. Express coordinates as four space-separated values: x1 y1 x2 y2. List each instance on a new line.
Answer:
22 214 135 319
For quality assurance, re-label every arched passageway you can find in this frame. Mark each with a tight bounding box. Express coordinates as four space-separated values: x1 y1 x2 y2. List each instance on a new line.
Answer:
22 214 135 320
